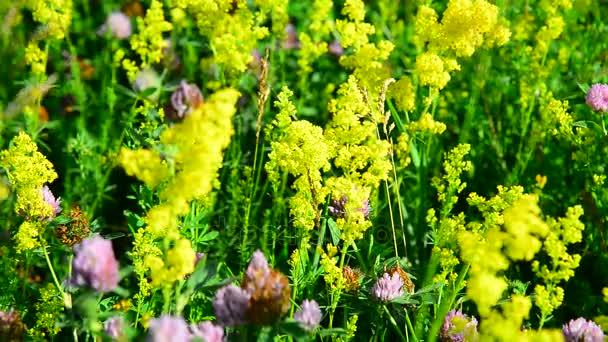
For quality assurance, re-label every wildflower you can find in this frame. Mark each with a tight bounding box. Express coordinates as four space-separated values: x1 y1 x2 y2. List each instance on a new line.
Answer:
294 300 322 332
56 207 90 246
562 317 605 342
130 0 172 66
99 12 132 39
0 309 26 342
104 316 125 341
283 23 299 49
371 272 404 302
133 68 161 102
386 265 415 293
212 285 251 327
41 186 61 218
169 80 204 119
585 84 608 113
189 321 224 342
70 235 120 293
342 266 362 293
439 310 479 342
0 131 58 218
329 196 371 219
242 250 271 293
147 315 190 342
242 250 292 325
328 40 344 57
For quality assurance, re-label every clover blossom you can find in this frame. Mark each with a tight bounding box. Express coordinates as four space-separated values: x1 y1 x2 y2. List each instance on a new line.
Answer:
104 316 125 341
69 235 120 292
586 84 608 113
439 310 479 342
329 195 370 219
212 250 292 326
170 80 204 119
242 250 292 325
41 186 61 218
0 308 26 341
189 321 224 342
147 315 190 342
99 12 132 39
370 272 404 302
283 23 299 49
562 317 605 342
294 300 322 332
212 284 251 327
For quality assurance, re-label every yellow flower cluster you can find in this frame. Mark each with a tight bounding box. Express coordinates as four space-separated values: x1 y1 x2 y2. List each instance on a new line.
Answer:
254 0 289 36
24 42 47 76
388 77 416 113
120 89 240 296
414 0 510 90
431 144 472 215
532 205 584 321
146 238 196 287
298 33 328 74
318 245 342 289
174 0 268 73
117 149 170 188
502 194 549 261
325 76 392 242
457 188 584 339
408 113 447 135
0 132 57 218
29 283 64 338
27 0 73 40
336 0 394 94
130 0 173 67
266 87 333 235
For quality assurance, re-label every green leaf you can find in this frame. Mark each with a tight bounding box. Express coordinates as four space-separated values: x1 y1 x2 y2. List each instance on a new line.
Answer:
198 231 219 242
327 218 341 246
317 328 348 337
280 320 310 341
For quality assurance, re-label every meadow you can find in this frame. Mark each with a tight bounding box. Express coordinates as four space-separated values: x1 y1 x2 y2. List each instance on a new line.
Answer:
0 0 608 341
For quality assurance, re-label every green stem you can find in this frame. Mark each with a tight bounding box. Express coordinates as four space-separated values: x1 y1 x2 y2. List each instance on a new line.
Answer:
427 264 470 342
383 305 407 342
42 244 71 309
328 241 351 328
404 308 417 342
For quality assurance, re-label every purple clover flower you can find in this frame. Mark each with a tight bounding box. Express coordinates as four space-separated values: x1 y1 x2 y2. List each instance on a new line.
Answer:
563 317 605 342
243 250 271 293
439 310 479 342
98 12 132 39
212 284 251 327
104 316 125 341
586 84 608 113
0 308 26 341
41 185 61 218
328 40 344 57
170 80 204 119
283 23 299 49
146 315 190 342
294 300 322 332
329 196 370 219
370 272 404 302
69 235 119 293
189 321 224 342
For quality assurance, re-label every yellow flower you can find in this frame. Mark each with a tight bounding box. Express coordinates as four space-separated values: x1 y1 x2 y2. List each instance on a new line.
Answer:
130 0 173 67
0 132 57 218
117 148 170 188
416 52 451 90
